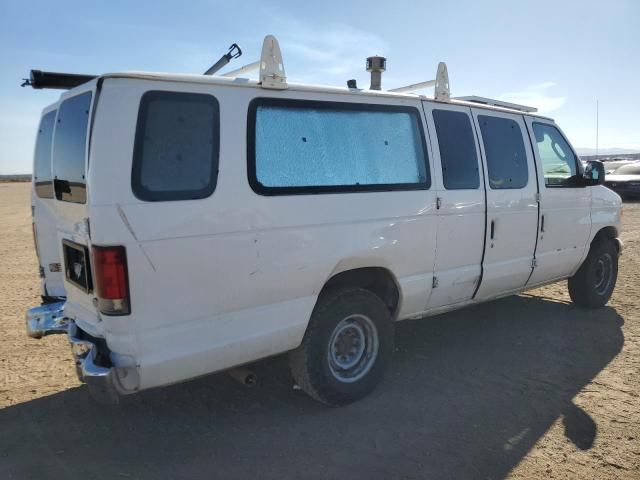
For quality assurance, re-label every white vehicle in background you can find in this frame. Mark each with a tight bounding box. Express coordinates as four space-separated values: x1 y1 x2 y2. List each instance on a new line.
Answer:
605 162 640 199
24 36 622 406
604 159 636 175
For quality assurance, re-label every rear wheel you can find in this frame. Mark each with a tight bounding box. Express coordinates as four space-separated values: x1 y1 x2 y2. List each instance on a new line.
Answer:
568 239 618 308
289 288 393 406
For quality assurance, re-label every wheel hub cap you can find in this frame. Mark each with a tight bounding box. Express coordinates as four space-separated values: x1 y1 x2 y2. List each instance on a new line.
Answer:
328 314 379 383
594 252 613 295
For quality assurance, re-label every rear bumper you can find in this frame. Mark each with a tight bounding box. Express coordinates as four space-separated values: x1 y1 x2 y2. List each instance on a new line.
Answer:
68 323 121 403
25 302 123 403
25 301 69 338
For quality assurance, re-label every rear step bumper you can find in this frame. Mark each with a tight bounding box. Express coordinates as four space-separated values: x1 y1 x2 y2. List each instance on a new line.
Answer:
25 302 121 403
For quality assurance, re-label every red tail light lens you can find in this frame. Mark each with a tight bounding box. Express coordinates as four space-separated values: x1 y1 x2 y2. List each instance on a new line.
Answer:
92 245 130 315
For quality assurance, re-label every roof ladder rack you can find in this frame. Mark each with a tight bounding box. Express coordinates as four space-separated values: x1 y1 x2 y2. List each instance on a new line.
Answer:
218 35 287 90
389 62 450 101
453 95 538 113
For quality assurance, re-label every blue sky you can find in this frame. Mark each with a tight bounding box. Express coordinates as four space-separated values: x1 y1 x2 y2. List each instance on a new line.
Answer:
1 0 639 173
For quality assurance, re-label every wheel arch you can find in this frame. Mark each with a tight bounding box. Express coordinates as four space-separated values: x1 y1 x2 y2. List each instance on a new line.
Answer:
318 266 402 321
591 226 621 254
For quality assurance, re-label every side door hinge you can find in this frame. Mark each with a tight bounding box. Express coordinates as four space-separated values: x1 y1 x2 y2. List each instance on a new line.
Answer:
432 276 439 288
535 192 541 203
531 258 538 268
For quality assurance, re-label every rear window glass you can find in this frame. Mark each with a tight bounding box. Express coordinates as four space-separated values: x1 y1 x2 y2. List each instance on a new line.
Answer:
432 109 480 189
249 99 429 195
52 92 92 203
132 91 220 202
478 115 528 189
33 110 56 198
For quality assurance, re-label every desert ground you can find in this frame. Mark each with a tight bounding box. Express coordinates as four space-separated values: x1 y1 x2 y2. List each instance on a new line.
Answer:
0 181 638 479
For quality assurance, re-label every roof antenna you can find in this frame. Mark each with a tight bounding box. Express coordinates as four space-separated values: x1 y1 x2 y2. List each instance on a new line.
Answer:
204 43 242 75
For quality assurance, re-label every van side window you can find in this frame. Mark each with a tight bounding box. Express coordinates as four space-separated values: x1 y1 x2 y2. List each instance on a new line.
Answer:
52 92 92 203
432 109 479 189
248 99 429 195
532 123 578 187
478 115 528 189
33 110 56 199
132 91 220 202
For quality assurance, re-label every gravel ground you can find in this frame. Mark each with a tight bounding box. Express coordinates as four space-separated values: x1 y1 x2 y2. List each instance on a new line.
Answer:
0 182 638 479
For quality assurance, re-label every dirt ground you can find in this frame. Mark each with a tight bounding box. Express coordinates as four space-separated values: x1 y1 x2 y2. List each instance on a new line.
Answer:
0 181 638 479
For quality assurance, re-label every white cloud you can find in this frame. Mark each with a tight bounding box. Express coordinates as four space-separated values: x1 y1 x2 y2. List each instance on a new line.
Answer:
499 82 566 114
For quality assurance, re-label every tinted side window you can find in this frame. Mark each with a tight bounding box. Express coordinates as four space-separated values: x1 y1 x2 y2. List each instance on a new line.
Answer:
132 91 220 201
478 115 528 189
532 123 578 186
249 99 429 194
432 109 480 189
52 92 92 203
33 110 56 198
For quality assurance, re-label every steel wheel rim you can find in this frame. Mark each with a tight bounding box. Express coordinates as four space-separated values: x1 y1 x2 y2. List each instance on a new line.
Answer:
594 252 613 295
327 314 379 383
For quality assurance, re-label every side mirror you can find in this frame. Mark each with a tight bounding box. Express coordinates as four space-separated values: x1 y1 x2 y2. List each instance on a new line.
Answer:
583 160 605 186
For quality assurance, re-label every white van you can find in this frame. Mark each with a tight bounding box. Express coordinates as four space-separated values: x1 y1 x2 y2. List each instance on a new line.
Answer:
25 37 622 405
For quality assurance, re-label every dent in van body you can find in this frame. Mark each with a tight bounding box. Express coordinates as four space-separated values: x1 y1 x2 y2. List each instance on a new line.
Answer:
115 199 438 390
80 79 440 391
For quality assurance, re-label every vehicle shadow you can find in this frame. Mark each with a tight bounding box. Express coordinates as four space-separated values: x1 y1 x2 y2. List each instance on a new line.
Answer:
0 294 624 480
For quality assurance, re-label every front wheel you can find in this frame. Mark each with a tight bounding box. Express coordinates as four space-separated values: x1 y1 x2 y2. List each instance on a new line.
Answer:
289 288 393 406
568 239 619 308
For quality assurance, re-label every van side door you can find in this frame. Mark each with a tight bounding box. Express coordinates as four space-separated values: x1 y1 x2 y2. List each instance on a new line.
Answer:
422 102 485 308
472 109 539 298
524 118 592 284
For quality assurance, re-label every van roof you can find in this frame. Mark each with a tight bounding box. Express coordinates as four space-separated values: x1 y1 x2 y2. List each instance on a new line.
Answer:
43 69 553 121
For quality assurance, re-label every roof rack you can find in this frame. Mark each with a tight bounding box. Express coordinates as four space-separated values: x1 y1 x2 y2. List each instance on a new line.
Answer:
219 35 287 89
389 62 450 101
21 34 539 114
21 70 97 90
453 95 537 113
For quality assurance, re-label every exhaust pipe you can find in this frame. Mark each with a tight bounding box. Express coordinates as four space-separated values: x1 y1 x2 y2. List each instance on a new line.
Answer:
228 367 257 386
366 56 386 90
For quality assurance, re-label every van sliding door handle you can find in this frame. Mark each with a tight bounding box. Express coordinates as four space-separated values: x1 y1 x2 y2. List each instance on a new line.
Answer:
490 220 495 240
540 215 545 232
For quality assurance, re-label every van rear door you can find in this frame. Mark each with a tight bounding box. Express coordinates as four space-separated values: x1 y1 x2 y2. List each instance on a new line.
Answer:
31 106 65 299
50 85 99 328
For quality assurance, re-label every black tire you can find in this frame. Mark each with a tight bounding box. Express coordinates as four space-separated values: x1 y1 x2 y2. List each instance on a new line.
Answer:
289 288 394 406
568 239 618 308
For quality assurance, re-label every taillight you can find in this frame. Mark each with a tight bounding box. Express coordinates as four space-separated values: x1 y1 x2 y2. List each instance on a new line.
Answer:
92 245 130 315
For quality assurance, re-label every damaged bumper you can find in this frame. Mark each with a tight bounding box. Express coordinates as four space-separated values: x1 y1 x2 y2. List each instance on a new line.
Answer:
25 302 122 403
25 301 69 338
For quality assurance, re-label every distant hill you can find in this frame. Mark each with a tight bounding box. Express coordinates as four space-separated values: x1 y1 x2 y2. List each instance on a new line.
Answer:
0 174 31 182
580 153 640 162
576 147 640 157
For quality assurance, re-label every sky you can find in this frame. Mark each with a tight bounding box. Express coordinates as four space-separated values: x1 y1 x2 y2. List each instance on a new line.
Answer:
1 0 639 174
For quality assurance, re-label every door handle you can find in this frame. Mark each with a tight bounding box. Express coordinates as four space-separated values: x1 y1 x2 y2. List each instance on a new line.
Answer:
490 220 495 240
540 215 545 233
